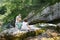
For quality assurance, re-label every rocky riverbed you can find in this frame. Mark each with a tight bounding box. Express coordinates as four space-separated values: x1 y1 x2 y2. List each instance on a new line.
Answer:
25 29 60 40
0 24 60 40
0 27 43 40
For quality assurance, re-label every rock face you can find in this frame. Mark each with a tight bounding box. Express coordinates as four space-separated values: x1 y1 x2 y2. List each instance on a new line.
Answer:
0 27 44 40
28 2 60 25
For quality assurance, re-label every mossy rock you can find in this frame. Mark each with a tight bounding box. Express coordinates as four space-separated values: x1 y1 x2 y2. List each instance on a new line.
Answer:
1 29 45 40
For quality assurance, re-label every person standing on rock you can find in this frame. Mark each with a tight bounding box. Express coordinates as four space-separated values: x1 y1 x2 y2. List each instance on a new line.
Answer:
15 14 22 30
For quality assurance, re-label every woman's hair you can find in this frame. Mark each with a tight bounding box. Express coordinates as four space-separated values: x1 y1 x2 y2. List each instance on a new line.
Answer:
18 14 21 18
24 19 28 22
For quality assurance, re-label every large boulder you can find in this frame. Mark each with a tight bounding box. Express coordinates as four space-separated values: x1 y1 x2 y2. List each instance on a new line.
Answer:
0 27 45 40
28 2 60 25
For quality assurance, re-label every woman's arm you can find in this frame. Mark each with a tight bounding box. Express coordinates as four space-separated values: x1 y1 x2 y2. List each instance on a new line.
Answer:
27 23 31 30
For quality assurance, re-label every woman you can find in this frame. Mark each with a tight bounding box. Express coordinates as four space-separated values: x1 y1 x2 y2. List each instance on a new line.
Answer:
21 19 31 31
15 14 22 29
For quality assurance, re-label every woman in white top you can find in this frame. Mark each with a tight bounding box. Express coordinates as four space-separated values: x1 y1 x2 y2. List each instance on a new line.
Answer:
21 19 31 31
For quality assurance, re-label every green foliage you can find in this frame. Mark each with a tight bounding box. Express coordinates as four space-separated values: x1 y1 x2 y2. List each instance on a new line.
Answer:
0 0 32 24
0 5 7 15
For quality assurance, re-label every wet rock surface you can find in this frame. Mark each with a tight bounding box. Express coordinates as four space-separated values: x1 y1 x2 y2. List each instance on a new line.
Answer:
25 29 60 40
0 27 60 40
0 27 42 40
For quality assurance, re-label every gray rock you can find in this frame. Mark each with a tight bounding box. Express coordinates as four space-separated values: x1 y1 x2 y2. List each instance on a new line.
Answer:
27 2 60 24
0 28 20 36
